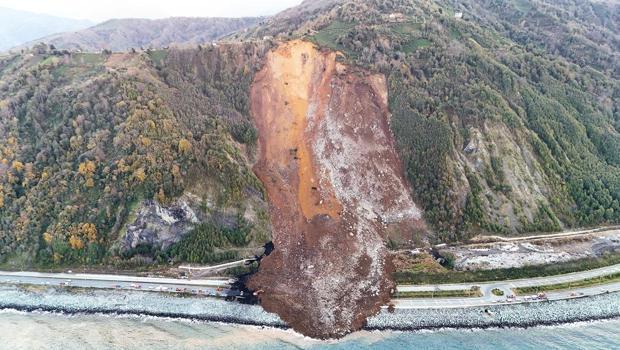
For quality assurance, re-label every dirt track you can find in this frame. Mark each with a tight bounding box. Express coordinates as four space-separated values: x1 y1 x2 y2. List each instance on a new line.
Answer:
248 40 425 339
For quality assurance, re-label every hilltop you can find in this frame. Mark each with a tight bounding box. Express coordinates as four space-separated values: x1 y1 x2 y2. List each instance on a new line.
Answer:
14 17 262 52
0 7 92 51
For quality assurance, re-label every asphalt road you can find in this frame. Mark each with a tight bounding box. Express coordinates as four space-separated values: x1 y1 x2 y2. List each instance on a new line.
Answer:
393 263 620 309
0 271 236 297
393 282 620 309
396 263 620 294
1 263 619 309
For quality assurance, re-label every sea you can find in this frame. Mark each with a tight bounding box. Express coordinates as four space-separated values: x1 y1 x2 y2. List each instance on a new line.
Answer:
0 310 618 350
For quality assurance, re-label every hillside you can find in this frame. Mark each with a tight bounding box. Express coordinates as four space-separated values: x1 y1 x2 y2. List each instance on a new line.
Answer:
242 0 620 242
0 7 92 51
17 17 262 52
0 44 273 268
1 0 619 338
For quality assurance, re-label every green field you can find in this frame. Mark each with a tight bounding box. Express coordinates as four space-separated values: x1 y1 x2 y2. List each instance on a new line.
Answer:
402 38 431 53
310 20 357 56
393 287 481 299
73 53 106 65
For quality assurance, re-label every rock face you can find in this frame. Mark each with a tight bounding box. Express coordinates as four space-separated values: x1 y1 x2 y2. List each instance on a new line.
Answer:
122 194 201 252
248 40 425 339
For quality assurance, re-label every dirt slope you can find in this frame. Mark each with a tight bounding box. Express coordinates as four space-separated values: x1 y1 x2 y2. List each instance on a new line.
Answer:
248 40 425 338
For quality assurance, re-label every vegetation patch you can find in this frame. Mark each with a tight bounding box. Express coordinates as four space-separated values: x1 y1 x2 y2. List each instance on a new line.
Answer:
148 50 168 67
167 221 251 265
310 20 357 56
491 288 504 296
393 286 482 299
0 43 271 267
401 38 431 53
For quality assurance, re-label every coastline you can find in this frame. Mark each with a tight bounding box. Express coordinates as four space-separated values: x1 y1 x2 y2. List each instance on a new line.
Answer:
0 284 618 335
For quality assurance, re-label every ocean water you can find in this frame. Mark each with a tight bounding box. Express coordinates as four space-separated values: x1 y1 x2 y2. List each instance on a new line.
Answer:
0 311 618 350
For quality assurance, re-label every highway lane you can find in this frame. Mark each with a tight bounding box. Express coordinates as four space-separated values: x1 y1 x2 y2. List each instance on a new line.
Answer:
0 271 237 297
396 263 620 294
0 270 230 286
2 263 619 310
393 263 620 308
393 282 620 309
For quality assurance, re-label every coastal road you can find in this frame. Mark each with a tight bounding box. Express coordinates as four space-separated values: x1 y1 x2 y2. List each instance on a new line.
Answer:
0 271 235 297
2 263 619 309
393 282 620 309
396 263 620 295
394 263 620 308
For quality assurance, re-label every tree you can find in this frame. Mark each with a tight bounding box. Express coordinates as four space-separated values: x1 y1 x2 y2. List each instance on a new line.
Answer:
156 188 167 203
78 161 96 175
134 168 146 182
43 232 53 245
178 138 192 154
81 223 98 243
69 235 84 250
11 160 24 172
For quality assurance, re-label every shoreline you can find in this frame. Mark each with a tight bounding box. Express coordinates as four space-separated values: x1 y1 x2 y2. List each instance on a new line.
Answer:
0 284 618 336
0 304 288 330
1 304 619 334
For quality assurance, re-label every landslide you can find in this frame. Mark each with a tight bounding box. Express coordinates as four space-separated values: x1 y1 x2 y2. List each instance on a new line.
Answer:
248 40 425 339
242 0 620 243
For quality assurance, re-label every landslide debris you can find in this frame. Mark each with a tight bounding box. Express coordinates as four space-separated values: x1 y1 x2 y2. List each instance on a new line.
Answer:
248 40 425 339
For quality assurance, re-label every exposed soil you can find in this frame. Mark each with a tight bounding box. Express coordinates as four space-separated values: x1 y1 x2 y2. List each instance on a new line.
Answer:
248 40 425 339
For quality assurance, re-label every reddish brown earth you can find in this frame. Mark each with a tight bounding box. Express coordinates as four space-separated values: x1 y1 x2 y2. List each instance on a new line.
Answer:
248 40 425 339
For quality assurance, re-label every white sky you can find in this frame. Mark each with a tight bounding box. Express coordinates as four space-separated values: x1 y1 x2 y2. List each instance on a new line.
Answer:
0 0 304 22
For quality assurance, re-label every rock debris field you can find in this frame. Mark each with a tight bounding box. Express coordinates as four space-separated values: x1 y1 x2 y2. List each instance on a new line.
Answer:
248 40 425 338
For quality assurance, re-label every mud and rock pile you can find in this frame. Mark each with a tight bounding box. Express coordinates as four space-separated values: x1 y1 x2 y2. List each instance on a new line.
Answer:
248 40 425 338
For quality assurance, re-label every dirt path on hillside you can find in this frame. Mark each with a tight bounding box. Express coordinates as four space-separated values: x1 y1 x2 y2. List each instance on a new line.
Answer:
248 40 425 339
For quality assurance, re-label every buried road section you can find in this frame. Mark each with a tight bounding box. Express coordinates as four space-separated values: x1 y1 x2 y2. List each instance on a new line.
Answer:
247 40 425 339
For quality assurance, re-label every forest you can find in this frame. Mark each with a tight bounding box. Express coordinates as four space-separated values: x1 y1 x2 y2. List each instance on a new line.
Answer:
0 43 272 266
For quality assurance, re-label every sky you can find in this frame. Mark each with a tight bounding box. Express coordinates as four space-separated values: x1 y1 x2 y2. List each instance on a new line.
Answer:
0 0 304 22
